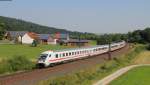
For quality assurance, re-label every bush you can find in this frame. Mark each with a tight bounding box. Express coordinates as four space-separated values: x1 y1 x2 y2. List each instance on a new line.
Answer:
0 55 34 74
146 44 150 50
31 40 37 47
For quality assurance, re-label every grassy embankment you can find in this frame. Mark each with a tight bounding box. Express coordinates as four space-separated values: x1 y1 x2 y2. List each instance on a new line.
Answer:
36 44 146 85
109 66 150 85
109 49 150 85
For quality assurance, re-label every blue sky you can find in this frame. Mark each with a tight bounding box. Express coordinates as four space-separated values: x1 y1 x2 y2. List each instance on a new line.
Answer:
0 0 150 33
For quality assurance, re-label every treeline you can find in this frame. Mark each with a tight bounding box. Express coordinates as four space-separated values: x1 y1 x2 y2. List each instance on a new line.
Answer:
127 28 150 43
97 33 127 45
97 27 150 45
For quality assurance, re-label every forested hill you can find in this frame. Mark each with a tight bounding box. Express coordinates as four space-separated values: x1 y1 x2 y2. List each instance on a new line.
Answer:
0 16 72 34
0 16 100 39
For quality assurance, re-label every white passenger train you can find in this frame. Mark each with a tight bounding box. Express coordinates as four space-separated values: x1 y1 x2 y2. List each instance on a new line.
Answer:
37 41 126 67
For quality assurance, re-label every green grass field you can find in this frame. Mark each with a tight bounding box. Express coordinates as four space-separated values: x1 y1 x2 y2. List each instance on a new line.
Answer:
0 40 97 61
109 66 150 85
0 44 77 74
0 44 73 61
0 41 97 75
89 40 97 46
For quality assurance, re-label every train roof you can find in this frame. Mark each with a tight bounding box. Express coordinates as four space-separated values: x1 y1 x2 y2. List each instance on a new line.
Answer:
54 41 125 52
42 41 125 53
54 45 108 52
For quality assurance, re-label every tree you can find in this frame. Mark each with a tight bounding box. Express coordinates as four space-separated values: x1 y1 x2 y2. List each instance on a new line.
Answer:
31 40 37 47
0 23 6 40
97 34 113 45
141 28 150 43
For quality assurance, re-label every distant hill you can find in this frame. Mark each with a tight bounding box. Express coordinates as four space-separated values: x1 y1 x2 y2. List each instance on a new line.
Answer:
0 16 71 34
0 16 98 39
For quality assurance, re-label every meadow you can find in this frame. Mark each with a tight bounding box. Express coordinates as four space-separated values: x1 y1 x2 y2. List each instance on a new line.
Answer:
109 49 150 85
0 44 74 61
0 40 97 61
0 40 96 75
109 66 150 85
0 44 75 74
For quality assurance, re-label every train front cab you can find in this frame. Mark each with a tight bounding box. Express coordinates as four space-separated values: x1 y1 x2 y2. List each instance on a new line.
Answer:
37 51 52 68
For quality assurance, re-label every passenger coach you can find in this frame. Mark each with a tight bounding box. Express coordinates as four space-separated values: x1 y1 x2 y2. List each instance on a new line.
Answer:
37 41 126 67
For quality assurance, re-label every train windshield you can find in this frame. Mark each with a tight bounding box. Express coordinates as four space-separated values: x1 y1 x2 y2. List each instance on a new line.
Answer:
39 54 48 60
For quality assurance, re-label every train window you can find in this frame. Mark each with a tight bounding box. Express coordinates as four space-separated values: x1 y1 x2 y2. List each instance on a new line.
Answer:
77 51 79 54
56 54 58 58
66 53 68 56
74 52 76 55
63 53 65 57
72 52 74 55
49 55 51 57
93 49 95 51
102 47 105 50
69 52 71 56
111 45 116 48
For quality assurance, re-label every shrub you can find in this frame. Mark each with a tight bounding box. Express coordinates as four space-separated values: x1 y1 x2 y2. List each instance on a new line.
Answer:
0 55 34 74
31 40 37 47
146 44 150 50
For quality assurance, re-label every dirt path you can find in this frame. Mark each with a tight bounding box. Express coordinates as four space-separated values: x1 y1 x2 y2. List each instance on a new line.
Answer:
93 64 150 85
0 45 129 85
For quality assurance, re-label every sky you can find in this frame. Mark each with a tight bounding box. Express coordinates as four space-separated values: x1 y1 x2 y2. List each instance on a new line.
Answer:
0 0 150 33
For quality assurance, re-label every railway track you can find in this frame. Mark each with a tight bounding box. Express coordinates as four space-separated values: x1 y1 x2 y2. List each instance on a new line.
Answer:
0 44 129 85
